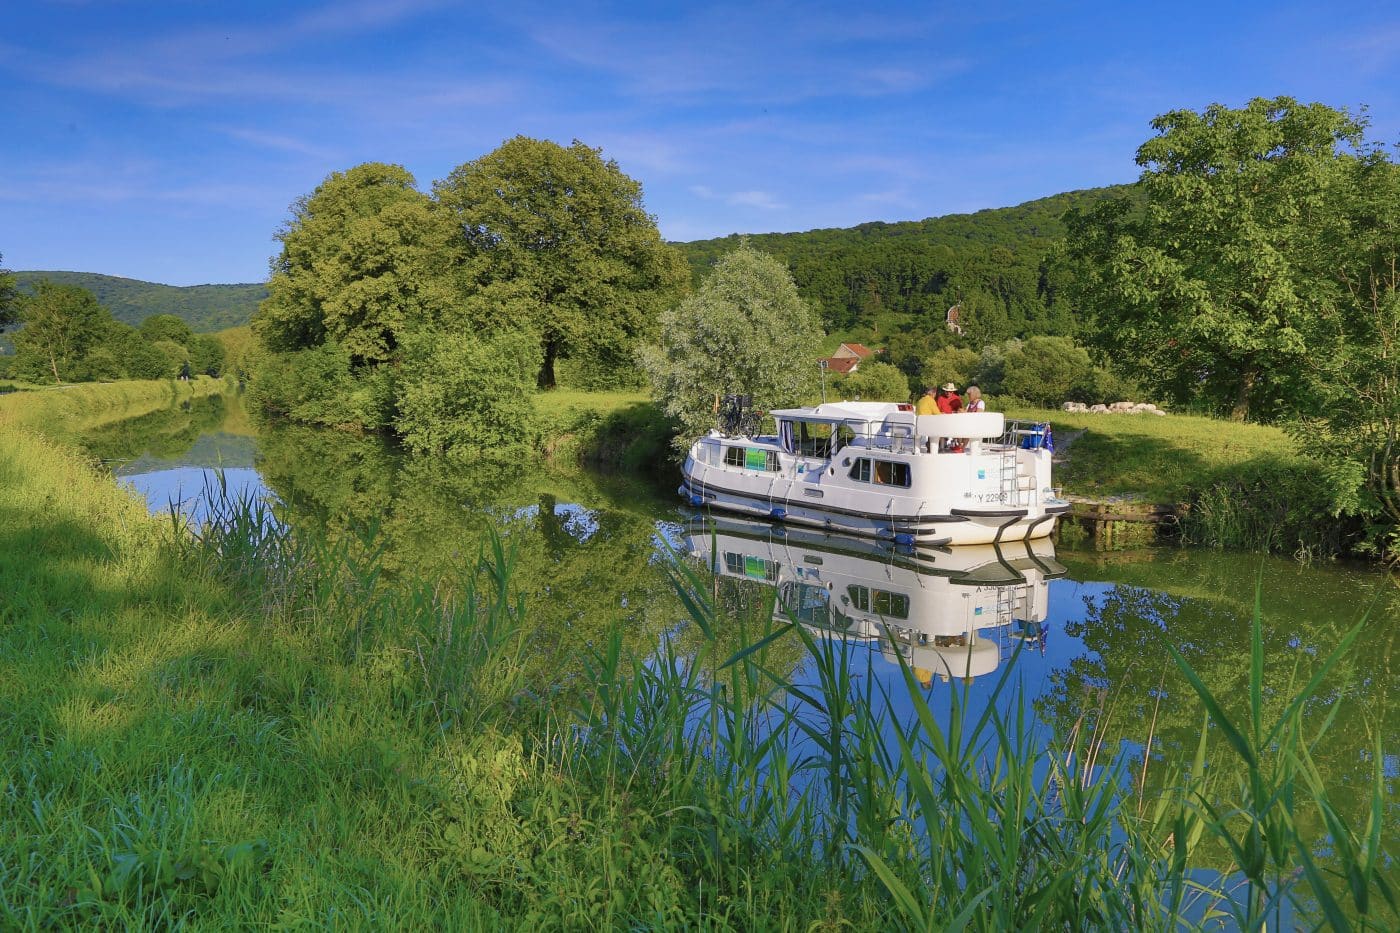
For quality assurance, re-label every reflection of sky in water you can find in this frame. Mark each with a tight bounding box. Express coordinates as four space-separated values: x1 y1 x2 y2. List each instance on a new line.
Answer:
789 577 1104 747
117 466 268 526
506 501 601 543
691 576 1106 762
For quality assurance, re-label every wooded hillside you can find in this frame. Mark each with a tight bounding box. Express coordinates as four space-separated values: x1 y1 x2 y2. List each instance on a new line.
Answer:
673 184 1134 344
12 272 266 333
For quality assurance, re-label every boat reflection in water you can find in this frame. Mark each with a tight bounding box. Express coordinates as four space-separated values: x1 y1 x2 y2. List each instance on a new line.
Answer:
683 516 1066 686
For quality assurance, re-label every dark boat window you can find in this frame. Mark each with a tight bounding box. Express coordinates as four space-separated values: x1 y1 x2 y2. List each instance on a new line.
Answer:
848 458 910 487
873 590 910 620
874 461 910 487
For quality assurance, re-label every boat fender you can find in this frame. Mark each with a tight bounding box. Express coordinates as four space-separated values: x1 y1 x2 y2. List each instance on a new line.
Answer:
769 508 787 520
689 494 705 507
894 532 916 547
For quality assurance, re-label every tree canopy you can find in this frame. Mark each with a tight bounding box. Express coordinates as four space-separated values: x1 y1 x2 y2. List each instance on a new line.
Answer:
0 254 18 332
639 244 824 449
11 282 114 383
139 313 194 346
1061 97 1368 421
435 136 688 387
255 163 462 364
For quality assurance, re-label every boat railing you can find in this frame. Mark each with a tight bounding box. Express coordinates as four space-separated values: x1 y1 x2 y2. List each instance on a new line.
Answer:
998 420 1053 451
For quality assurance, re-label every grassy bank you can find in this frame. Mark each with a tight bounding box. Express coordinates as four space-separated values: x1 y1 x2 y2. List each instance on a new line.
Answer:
1004 404 1362 555
534 389 675 474
0 377 226 438
1 381 1394 927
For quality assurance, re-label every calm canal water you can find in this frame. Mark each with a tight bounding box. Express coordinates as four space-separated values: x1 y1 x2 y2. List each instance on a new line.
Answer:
83 393 1398 892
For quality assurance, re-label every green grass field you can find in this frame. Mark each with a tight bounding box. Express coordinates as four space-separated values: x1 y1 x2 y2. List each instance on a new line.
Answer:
1002 403 1299 503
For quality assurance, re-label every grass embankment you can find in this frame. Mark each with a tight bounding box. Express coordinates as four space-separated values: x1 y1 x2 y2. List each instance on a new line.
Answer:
0 377 226 439
535 389 675 474
1005 404 1355 555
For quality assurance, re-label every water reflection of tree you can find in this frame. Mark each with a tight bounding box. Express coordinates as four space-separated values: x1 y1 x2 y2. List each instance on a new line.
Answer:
254 423 686 692
1039 579 1397 885
80 395 227 462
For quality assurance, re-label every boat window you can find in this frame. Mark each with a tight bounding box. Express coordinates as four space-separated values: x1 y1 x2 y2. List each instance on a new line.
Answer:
847 458 911 487
873 590 910 620
780 581 832 626
874 461 911 487
794 421 835 459
724 446 779 471
724 552 778 580
847 584 870 611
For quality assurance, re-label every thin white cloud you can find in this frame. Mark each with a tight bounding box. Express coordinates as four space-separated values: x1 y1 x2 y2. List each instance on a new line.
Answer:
687 184 784 210
523 3 959 105
727 190 784 210
218 127 339 160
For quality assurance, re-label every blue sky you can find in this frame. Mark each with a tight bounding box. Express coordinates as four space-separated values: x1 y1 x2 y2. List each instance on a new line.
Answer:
3 1 1399 286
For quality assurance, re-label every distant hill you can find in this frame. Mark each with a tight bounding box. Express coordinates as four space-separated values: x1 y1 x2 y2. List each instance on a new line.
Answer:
672 184 1137 343
9 183 1134 347
13 271 265 333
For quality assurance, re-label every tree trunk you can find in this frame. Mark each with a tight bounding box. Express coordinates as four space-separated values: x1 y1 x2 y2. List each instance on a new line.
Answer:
1230 364 1258 421
538 340 557 389
49 351 61 385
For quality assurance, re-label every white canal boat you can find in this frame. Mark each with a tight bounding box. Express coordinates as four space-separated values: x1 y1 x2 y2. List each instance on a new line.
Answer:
680 398 1070 546
683 516 1065 685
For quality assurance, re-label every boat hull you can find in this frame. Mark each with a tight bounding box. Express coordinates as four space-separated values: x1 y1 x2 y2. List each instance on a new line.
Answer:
679 476 1068 546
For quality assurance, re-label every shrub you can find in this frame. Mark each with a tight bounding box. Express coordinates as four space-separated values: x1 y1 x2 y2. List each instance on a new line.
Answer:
837 361 910 402
1000 336 1092 405
919 346 979 393
247 342 394 430
1069 363 1142 405
395 328 541 459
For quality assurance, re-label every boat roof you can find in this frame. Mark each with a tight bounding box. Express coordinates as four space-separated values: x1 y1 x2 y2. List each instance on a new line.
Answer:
768 401 908 423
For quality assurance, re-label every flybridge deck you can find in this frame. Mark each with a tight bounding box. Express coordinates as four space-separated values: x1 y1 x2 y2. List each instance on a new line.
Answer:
680 400 1070 546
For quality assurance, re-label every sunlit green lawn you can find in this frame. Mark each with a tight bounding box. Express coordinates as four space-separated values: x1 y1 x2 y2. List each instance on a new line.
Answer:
1003 403 1301 503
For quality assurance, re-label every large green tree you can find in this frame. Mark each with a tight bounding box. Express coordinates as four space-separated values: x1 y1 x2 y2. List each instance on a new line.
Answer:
435 136 688 388
638 244 823 449
1061 97 1365 421
138 313 194 346
1292 156 1400 537
254 162 462 364
11 282 113 383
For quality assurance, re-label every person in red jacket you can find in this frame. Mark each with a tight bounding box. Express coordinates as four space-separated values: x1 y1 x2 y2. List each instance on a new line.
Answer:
935 382 962 414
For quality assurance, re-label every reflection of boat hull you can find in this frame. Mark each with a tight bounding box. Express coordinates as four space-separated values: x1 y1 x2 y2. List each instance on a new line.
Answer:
684 516 1062 684
684 514 1066 587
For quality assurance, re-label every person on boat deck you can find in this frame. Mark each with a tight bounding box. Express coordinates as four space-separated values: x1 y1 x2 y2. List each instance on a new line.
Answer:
936 383 962 414
963 385 985 413
915 386 938 416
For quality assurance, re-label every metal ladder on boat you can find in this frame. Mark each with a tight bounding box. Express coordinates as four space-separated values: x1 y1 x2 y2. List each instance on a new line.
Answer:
999 448 1039 509
999 449 1021 507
